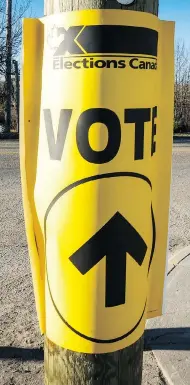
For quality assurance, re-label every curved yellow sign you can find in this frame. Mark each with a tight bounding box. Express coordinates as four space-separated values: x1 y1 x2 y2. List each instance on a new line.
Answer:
21 10 174 353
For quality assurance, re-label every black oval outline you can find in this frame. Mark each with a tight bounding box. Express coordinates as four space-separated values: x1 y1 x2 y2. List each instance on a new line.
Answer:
44 171 156 343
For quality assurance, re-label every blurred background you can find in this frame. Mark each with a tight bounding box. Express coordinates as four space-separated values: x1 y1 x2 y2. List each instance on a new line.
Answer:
0 0 190 136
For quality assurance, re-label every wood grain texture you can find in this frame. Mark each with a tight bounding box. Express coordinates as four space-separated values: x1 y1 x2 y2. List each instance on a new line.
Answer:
45 336 144 384
44 1 158 384
44 0 159 15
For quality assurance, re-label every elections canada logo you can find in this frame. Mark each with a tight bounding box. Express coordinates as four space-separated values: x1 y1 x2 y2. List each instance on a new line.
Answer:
47 25 63 51
47 24 158 71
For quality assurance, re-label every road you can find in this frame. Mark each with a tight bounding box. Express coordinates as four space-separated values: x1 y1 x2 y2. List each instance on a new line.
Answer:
0 141 43 385
170 143 190 254
0 140 190 384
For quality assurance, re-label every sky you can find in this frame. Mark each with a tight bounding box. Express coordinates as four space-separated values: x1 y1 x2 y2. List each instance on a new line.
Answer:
30 0 190 47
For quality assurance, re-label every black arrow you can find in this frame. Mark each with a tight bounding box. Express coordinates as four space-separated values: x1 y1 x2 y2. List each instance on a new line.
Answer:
69 212 147 308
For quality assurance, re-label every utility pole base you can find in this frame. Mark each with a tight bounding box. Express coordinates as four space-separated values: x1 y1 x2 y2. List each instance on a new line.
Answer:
45 336 144 385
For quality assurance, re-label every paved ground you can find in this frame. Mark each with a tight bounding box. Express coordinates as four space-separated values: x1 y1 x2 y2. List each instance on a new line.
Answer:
0 140 190 384
170 143 190 255
146 253 190 385
0 141 43 385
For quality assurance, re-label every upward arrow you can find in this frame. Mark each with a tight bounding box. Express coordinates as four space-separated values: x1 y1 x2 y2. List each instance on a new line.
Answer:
70 212 147 308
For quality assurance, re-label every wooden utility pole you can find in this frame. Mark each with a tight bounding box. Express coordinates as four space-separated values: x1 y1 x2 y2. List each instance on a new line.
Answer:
44 1 158 384
4 0 12 134
13 60 20 133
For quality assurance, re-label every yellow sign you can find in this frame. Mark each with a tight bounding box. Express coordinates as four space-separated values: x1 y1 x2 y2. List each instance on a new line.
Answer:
20 10 174 353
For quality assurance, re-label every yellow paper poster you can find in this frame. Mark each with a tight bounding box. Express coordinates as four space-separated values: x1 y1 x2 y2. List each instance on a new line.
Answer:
20 10 174 353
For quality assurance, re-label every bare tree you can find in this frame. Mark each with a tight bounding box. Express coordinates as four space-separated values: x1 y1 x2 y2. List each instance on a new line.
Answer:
0 0 31 132
175 40 190 132
0 0 31 77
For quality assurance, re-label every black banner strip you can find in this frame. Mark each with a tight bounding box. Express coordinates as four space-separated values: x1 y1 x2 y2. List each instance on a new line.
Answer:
54 25 158 57
77 26 158 57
